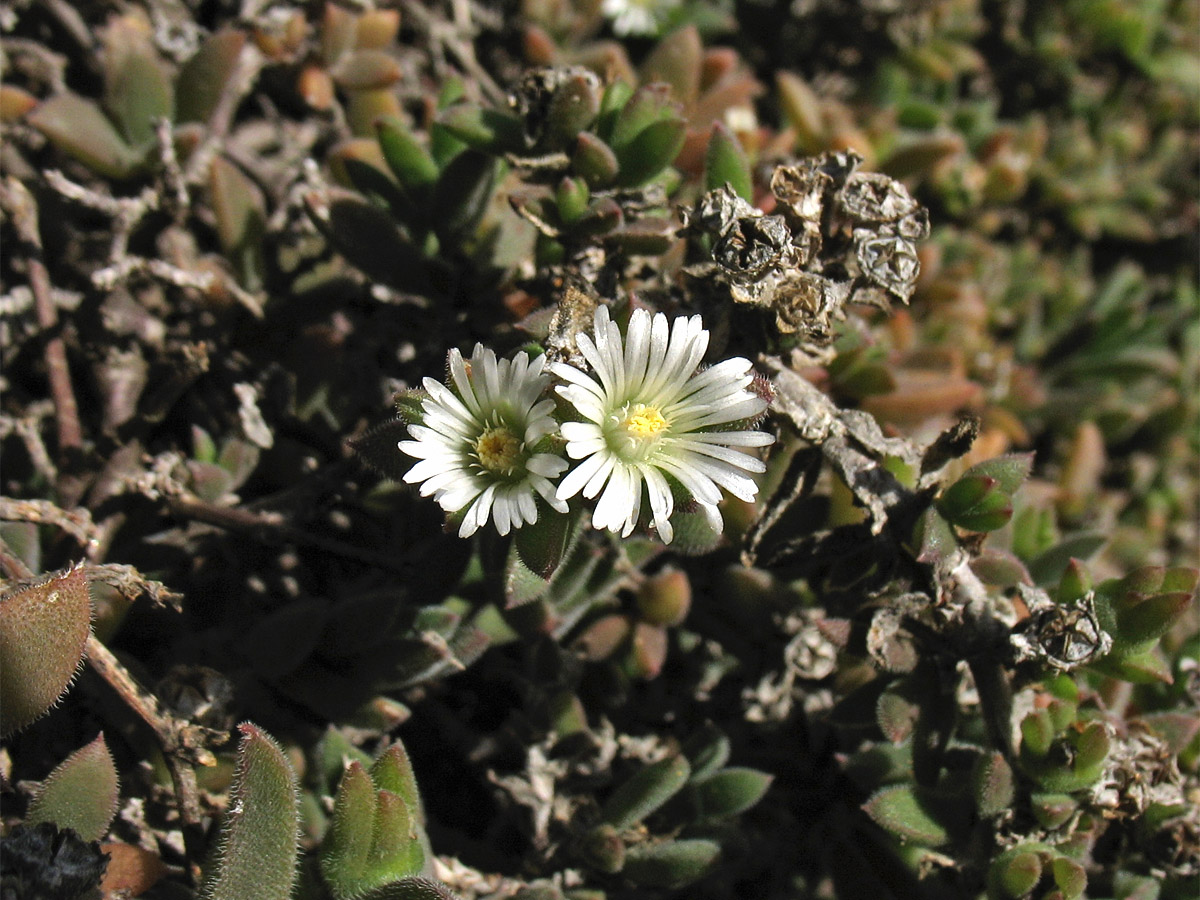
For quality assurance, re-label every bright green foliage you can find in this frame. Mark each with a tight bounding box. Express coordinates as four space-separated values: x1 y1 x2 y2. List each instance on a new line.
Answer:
320 738 428 899
1090 567 1197 683
26 734 120 842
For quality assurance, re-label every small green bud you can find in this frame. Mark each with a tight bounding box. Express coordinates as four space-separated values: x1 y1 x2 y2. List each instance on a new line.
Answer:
1030 792 1077 829
1055 559 1092 605
555 176 591 225
572 132 620 188
988 848 1044 899
1051 856 1086 899
576 824 625 874
1020 709 1055 758
635 568 691 626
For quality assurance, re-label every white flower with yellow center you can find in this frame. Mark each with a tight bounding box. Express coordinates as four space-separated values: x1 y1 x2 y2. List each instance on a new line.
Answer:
553 306 773 543
400 346 568 537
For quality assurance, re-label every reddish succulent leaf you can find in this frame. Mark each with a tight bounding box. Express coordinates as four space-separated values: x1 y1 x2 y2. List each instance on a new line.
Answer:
100 842 168 898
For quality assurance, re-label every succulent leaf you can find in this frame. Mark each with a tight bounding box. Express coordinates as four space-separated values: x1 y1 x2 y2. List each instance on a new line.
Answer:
685 767 773 822
622 839 720 890
200 724 300 900
26 734 120 842
601 755 691 831
861 784 951 847
703 122 753 202
0 565 92 736
27 94 143 178
320 761 376 897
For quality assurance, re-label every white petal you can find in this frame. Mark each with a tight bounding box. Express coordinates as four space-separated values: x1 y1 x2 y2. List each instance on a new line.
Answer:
684 430 775 447
654 456 723 506
526 453 568 477
517 488 539 525
669 439 768 473
493 493 512 535
532 474 570 512
557 451 608 500
582 453 617 499
448 348 480 414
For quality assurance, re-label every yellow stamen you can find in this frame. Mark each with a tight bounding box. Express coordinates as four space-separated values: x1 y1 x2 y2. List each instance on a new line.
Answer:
475 427 521 474
623 404 668 439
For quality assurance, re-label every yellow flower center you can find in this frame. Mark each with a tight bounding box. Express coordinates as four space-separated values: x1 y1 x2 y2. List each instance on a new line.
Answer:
622 404 669 440
474 426 522 474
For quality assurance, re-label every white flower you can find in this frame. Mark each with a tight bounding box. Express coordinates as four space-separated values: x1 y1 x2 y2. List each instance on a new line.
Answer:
553 306 773 543
600 0 680 36
400 346 568 537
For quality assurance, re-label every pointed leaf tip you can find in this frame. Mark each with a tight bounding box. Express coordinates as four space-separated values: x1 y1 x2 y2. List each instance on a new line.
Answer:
200 723 299 900
27 733 120 842
0 564 93 736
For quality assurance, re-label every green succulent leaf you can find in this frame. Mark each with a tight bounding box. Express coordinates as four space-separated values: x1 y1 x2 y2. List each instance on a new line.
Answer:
555 176 591 225
1020 709 1055 758
685 767 773 821
1051 856 1087 900
370 741 424 828
27 94 143 179
26 734 120 842
680 725 730 781
704 122 753 202
601 754 691 832
361 791 423 886
615 118 687 187
200 724 300 900
376 116 440 194
861 784 951 847
356 878 464 900
1030 792 1077 829
972 750 1015 819
106 44 173 148
513 506 578 580
542 74 601 150
210 155 267 290
0 565 92 736
622 839 720 890
987 846 1047 899
321 761 376 898
573 132 621 188
176 29 246 124
435 105 524 155
639 26 702 107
